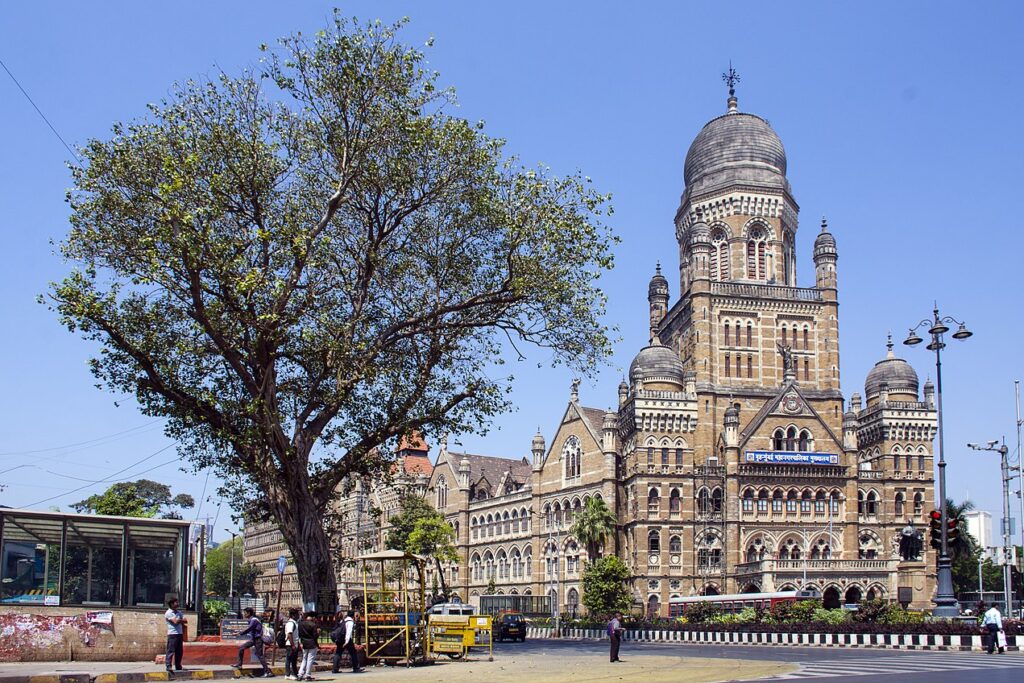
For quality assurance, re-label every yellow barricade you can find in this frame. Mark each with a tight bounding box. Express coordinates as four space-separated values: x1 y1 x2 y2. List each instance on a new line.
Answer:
427 614 493 661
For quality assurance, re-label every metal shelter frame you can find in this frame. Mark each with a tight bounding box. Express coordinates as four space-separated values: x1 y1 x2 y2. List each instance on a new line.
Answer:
358 549 428 666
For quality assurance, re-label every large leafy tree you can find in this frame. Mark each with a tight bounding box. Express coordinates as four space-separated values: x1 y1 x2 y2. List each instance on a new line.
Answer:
47 15 616 606
205 536 262 597
72 479 194 518
580 555 631 617
386 496 457 598
569 496 617 563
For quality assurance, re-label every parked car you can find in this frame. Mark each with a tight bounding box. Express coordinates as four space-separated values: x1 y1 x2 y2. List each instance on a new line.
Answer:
425 602 476 617
494 611 527 642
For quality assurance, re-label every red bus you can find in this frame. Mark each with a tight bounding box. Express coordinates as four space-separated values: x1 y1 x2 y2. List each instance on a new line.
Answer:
668 590 819 617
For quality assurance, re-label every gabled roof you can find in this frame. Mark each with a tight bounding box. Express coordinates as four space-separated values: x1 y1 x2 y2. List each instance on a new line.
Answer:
540 402 606 468
737 380 843 451
448 451 531 493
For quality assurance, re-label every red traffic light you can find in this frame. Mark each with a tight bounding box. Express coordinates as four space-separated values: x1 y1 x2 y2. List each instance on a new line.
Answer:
929 509 942 521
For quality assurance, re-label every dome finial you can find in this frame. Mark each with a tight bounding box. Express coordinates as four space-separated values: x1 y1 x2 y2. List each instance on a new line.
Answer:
821 216 828 233
886 332 895 358
722 61 740 112
655 261 662 275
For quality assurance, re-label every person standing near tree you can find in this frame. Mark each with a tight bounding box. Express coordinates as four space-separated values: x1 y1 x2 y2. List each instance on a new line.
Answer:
283 608 300 680
164 598 186 674
607 611 624 663
296 611 320 681
340 610 363 674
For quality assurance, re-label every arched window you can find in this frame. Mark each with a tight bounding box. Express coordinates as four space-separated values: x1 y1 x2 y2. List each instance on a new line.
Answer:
830 491 841 515
906 454 913 471
503 511 511 535
648 529 661 552
801 490 812 514
497 550 508 579
510 548 522 578
647 488 660 515
918 454 926 471
803 358 810 381
511 509 519 533
758 489 769 513
669 488 681 513
857 490 865 516
746 323 753 347
669 535 682 553
697 488 710 515
895 492 905 516
521 507 530 533
798 430 810 452
747 226 767 279
711 228 729 281
773 429 785 451
725 354 731 378
803 328 809 351
436 475 448 508
786 427 797 451
563 436 581 479
815 490 826 514
524 550 532 577
782 326 788 347
772 490 784 513
711 487 723 513
724 322 731 346
894 453 901 471
742 488 755 512
866 491 878 516
913 492 924 515
747 354 753 378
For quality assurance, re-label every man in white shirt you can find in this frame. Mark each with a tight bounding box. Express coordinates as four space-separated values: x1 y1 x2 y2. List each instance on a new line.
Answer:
981 602 1005 654
164 598 187 674
341 610 363 674
284 608 300 680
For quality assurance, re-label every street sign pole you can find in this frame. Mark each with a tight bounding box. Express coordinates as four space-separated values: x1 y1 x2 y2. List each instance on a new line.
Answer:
272 555 286 665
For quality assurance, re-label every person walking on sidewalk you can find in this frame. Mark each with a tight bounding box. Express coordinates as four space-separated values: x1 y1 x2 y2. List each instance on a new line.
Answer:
164 598 186 674
234 607 273 676
607 611 624 663
981 602 1005 654
340 610 363 674
283 608 300 680
296 612 320 681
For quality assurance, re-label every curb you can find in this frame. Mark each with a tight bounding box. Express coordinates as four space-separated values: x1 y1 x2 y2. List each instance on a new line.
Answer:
2 664 336 683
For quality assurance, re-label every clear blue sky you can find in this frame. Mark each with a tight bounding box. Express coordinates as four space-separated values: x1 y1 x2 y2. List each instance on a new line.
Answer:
2 2 1022 544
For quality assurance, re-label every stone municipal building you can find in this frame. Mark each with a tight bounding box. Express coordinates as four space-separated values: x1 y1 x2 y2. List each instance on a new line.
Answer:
247 86 938 615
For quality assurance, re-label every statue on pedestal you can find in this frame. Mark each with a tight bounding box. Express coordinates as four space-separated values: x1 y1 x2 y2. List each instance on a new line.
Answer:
898 521 923 561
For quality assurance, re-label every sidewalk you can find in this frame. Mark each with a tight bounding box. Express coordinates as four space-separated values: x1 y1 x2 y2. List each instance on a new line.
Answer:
0 654 792 683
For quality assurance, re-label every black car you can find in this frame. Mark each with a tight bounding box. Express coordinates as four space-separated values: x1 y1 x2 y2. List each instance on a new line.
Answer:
494 612 527 642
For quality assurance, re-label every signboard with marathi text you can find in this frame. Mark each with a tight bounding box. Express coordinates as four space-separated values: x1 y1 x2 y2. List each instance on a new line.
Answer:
744 451 839 465
220 618 251 640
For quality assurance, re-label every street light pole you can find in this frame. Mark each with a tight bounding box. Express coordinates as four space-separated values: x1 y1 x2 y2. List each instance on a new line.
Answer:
904 305 972 618
226 530 237 601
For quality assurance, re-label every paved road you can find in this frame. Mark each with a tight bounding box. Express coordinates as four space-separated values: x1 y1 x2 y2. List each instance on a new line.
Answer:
494 637 1024 683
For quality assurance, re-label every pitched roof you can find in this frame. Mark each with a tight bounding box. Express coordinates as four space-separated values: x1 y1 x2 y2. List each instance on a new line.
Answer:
449 451 531 491
400 452 433 476
398 431 428 453
578 406 609 436
737 380 843 451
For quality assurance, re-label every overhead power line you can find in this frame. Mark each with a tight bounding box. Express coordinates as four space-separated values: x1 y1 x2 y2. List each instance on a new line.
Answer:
0 420 161 457
24 442 178 508
0 57 80 162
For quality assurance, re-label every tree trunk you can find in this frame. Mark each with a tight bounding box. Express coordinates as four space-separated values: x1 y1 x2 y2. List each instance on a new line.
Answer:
434 557 450 599
271 491 337 610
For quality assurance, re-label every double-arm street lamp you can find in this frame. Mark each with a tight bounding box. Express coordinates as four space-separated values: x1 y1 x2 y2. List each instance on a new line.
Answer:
903 305 972 618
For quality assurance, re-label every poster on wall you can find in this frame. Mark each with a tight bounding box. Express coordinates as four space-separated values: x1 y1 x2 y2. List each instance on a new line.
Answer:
87 611 114 625
43 595 60 606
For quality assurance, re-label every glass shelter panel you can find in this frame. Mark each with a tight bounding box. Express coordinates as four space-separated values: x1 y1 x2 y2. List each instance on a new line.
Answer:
0 516 63 605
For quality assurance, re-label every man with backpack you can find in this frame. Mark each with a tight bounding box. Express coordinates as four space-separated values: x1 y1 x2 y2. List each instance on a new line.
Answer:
233 607 273 677
331 609 362 674
280 608 300 680
608 611 624 663
296 612 320 681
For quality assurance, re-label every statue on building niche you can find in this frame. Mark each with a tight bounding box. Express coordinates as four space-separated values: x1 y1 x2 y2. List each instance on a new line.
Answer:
776 342 794 373
898 521 923 561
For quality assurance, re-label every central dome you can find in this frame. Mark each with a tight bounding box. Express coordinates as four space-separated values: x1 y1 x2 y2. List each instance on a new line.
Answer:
683 109 789 199
629 341 686 390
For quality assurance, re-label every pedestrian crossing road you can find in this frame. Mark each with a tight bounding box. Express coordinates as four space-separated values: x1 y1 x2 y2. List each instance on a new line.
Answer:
766 651 1024 679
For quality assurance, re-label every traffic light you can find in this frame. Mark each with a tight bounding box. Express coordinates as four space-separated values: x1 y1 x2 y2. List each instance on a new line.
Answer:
947 518 959 545
929 510 942 550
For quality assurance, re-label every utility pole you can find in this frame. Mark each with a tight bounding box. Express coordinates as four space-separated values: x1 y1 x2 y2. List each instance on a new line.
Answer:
1016 381 1024 616
969 440 1014 614
225 529 236 604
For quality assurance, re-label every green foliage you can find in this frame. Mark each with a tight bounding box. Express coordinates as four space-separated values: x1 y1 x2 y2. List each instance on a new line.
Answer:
46 11 615 604
205 537 261 596
387 496 457 596
812 608 849 625
203 599 230 625
72 479 195 518
580 556 631 616
789 598 821 623
569 497 617 562
486 578 497 595
683 601 722 623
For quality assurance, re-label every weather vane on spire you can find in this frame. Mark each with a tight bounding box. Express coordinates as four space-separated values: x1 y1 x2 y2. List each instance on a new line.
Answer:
722 61 740 97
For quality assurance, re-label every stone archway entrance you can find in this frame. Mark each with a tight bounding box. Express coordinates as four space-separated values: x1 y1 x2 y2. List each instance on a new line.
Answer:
844 586 862 605
823 587 841 609
741 583 760 594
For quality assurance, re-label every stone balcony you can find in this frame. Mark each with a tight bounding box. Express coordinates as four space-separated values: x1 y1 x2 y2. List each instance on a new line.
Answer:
711 281 823 302
734 558 897 576
738 463 847 479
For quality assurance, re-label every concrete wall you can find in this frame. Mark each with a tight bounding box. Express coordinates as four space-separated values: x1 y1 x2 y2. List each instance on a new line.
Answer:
0 607 197 662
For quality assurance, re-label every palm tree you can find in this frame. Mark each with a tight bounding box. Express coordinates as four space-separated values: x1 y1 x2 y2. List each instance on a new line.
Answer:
570 497 617 563
944 498 975 560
